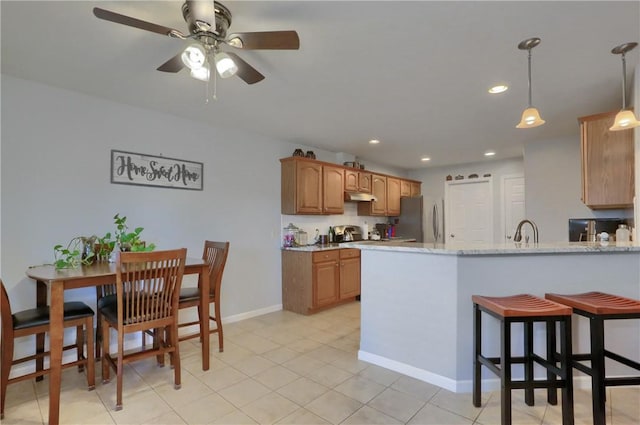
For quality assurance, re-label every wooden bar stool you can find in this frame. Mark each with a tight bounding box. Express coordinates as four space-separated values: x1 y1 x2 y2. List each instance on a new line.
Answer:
472 294 574 425
545 292 640 425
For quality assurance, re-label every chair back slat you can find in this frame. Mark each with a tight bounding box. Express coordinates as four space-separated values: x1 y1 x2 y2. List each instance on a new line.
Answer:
116 249 186 327
201 241 230 299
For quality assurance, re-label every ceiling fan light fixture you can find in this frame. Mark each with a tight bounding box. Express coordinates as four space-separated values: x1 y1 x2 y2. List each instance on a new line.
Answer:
190 61 210 82
215 51 238 78
181 43 207 70
517 107 545 128
609 42 639 131
516 37 544 129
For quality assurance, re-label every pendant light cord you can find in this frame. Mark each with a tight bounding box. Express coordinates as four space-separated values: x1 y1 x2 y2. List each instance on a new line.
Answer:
527 48 533 108
620 52 627 110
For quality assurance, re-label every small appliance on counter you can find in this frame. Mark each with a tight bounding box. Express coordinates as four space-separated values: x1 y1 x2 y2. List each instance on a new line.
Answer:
333 225 364 243
568 218 632 242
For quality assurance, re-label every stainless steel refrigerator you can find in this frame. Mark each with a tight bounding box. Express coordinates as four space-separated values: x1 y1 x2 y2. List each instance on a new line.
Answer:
394 196 424 242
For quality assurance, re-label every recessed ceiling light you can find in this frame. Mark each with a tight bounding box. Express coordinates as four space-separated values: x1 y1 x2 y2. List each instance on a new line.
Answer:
369 139 380 144
488 85 508 94
484 151 496 157
421 157 431 162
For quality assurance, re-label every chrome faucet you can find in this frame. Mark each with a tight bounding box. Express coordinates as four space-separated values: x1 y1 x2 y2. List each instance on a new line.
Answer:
513 219 539 243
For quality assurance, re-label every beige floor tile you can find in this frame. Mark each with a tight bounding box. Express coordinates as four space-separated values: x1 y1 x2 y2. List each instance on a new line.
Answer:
218 378 272 407
154 372 214 409
391 376 440 402
262 346 302 364
327 336 360 353
49 388 114 425
305 329 339 345
276 377 330 406
197 365 248 391
131 357 182 389
342 405 402 424
334 375 386 404
211 409 258 424
268 331 307 346
367 387 426 423
141 410 187 425
329 352 369 374
282 354 327 376
305 390 363 424
253 365 301 390
428 388 486 422
233 318 269 333
306 345 350 363
241 392 300 424
305 363 353 388
475 392 545 425
106 388 173 424
357 364 402 386
3 379 37 409
275 408 331 424
232 355 277 377
173 392 237 424
212 342 256 366
229 333 281 354
408 403 473 425
2 398 43 425
287 338 324 353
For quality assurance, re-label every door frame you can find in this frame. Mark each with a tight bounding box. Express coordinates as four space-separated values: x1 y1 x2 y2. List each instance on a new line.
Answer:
500 174 525 242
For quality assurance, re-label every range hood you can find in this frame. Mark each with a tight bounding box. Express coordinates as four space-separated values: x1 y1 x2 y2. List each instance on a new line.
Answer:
344 192 378 202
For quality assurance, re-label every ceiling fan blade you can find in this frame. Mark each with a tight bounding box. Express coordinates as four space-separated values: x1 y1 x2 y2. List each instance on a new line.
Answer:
93 7 186 38
157 52 185 73
226 52 265 84
227 31 300 50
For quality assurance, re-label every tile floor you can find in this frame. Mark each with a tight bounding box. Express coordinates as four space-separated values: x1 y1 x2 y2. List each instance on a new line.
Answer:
3 302 639 424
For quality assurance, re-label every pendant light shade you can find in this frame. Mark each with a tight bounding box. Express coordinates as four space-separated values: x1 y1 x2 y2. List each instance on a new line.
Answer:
516 37 545 129
609 42 640 131
190 62 210 82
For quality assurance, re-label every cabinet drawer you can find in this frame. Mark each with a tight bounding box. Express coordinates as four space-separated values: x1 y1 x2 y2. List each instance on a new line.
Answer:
339 248 360 259
313 250 340 263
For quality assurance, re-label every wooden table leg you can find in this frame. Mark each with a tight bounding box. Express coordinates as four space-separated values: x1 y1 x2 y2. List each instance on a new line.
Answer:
200 265 210 371
36 280 47 382
48 283 64 425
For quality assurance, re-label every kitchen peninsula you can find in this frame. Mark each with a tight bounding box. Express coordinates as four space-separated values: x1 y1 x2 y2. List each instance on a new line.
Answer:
346 240 640 393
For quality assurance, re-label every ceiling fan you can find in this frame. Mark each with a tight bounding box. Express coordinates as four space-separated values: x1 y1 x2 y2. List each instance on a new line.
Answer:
93 0 300 84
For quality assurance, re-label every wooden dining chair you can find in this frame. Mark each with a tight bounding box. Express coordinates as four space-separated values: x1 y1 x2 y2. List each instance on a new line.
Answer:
177 241 229 352
100 248 186 411
1 279 95 419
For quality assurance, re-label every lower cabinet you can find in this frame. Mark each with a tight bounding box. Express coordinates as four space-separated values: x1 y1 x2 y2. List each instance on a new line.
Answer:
282 248 360 315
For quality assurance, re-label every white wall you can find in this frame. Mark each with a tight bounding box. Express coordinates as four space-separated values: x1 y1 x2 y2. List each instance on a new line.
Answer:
0 75 341 356
408 157 525 242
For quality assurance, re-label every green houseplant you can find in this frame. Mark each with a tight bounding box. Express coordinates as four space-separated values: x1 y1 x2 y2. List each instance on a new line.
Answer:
53 236 95 270
113 213 156 252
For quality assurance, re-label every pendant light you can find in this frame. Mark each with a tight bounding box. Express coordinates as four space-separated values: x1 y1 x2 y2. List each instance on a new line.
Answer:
609 42 640 131
516 37 545 129
214 51 238 78
181 43 207 70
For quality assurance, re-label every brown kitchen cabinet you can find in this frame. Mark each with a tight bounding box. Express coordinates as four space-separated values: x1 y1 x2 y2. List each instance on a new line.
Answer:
344 169 372 193
387 177 401 215
281 157 344 214
358 174 387 216
282 248 360 315
401 179 422 197
579 110 635 209
410 181 421 197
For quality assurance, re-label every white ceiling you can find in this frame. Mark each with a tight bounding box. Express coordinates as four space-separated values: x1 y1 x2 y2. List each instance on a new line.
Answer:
2 1 639 170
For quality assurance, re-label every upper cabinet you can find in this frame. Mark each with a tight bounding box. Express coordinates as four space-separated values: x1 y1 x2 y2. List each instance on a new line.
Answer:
281 156 422 216
344 169 372 193
281 157 344 214
579 110 635 209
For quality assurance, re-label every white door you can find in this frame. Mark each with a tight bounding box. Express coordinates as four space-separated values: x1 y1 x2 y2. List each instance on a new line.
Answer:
502 175 526 242
445 178 493 244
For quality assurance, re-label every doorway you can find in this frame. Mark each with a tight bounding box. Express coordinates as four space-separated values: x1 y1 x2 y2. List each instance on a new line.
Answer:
501 175 526 242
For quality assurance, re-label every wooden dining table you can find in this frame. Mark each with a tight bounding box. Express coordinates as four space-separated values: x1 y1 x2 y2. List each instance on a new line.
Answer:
26 257 210 425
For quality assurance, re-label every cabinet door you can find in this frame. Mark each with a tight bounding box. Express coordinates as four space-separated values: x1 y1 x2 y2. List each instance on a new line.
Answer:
313 261 339 307
358 172 372 193
339 255 360 299
344 169 358 192
400 180 411 197
296 161 323 213
410 182 421 197
323 165 345 214
371 175 387 215
580 111 634 209
387 177 401 216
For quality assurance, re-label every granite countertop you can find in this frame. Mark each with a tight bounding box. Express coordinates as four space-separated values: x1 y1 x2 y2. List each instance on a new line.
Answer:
282 243 343 252
343 240 640 256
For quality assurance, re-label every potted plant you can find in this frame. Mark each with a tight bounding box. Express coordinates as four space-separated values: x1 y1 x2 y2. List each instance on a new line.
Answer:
53 236 96 269
113 213 155 252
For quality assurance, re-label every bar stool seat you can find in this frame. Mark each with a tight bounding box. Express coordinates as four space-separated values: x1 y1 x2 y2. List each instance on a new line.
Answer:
545 292 640 425
473 294 574 425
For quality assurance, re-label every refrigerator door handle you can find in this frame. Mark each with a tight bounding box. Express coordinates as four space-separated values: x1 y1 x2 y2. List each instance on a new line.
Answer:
432 204 439 241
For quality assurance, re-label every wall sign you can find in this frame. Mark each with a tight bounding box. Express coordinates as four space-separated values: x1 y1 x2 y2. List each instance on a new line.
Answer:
111 150 203 191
